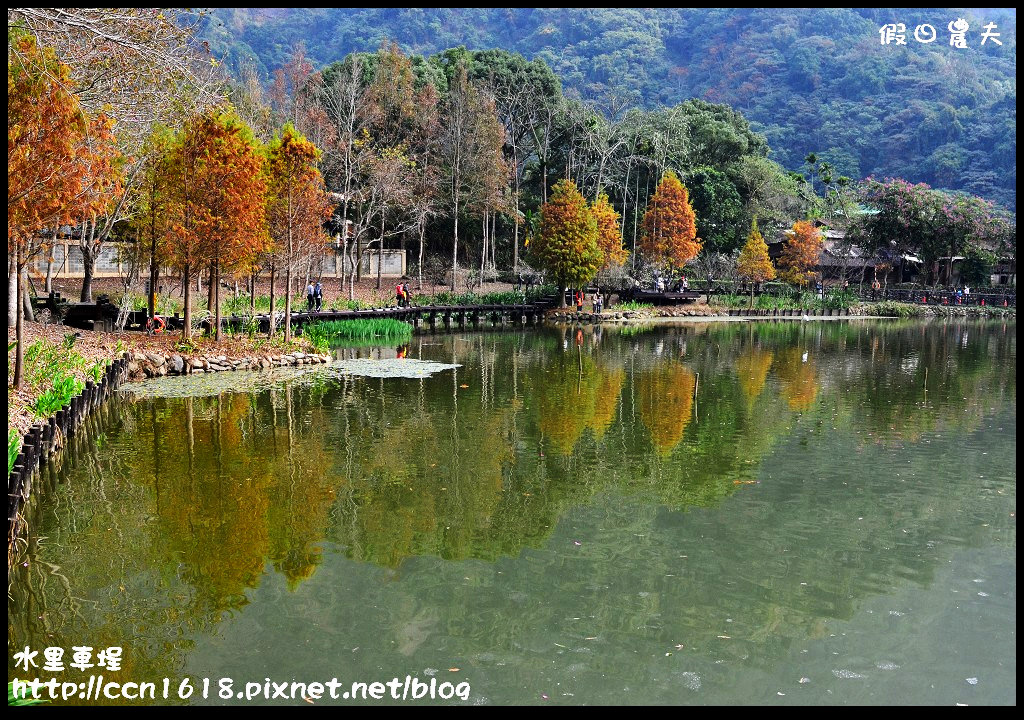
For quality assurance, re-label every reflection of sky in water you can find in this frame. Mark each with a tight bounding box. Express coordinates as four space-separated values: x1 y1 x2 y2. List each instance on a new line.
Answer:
9 320 1016 705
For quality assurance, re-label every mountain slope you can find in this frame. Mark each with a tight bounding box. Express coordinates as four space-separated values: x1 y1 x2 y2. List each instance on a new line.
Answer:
199 8 1017 208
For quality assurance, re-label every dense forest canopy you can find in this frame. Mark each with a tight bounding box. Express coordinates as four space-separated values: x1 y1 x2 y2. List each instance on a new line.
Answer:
198 7 1017 210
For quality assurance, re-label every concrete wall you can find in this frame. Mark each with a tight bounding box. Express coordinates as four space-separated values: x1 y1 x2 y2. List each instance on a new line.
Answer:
32 240 407 281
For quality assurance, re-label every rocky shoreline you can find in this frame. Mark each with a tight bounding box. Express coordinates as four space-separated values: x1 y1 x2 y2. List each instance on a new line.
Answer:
125 349 332 380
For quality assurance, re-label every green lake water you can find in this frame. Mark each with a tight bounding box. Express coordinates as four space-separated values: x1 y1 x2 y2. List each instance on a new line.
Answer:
8 319 1016 705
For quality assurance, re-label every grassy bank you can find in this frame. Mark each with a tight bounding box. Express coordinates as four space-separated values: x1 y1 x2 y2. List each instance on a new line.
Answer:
7 332 109 473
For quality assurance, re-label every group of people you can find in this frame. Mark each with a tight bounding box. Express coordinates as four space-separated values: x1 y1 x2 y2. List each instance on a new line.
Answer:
306 281 323 312
395 282 413 307
653 275 689 293
570 289 603 313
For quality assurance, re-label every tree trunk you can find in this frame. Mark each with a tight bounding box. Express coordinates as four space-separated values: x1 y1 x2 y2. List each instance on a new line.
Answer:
480 213 487 278
620 156 633 238
214 260 222 342
80 248 96 302
417 220 425 290
284 265 293 342
356 233 363 283
13 246 24 389
250 271 257 316
149 204 159 321
45 254 54 295
21 265 34 322
540 157 548 203
8 256 18 326
376 215 384 290
183 264 192 341
491 212 497 270
631 174 642 271
285 191 294 342
268 261 276 338
347 238 357 301
451 197 459 292
513 175 521 271
207 263 215 326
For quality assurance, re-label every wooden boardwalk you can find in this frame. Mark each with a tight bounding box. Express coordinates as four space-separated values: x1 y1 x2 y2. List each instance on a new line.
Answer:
43 293 559 333
210 300 556 335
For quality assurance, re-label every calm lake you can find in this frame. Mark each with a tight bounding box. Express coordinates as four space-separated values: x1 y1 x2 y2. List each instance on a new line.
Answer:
8 319 1016 705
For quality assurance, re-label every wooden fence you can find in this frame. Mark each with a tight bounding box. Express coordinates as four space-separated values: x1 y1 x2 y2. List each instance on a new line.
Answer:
8 355 132 554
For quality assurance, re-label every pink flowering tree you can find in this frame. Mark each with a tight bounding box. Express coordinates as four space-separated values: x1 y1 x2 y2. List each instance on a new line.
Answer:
848 178 1014 286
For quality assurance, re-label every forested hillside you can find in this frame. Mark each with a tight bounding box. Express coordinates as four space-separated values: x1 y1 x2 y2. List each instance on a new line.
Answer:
199 8 1017 209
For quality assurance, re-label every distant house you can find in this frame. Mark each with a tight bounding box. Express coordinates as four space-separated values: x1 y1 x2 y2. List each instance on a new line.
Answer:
991 259 1016 287
771 222 1016 287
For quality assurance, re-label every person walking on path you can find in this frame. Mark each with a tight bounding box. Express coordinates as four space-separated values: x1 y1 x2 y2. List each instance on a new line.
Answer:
403 282 411 308
306 282 316 312
396 282 405 307
314 281 323 312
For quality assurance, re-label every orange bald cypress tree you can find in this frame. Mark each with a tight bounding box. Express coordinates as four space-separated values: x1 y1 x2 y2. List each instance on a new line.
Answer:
736 217 776 307
265 124 333 341
163 110 269 341
591 192 628 271
8 35 122 387
532 179 601 305
778 220 823 288
639 170 702 270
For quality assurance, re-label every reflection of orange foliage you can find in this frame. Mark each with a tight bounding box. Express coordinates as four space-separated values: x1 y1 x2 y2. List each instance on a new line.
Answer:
637 363 696 455
589 368 624 439
539 358 625 453
538 357 596 455
218 393 247 448
151 396 272 608
344 404 514 567
355 491 437 569
267 459 337 589
775 347 818 411
737 348 773 405
162 467 271 609
539 398 589 455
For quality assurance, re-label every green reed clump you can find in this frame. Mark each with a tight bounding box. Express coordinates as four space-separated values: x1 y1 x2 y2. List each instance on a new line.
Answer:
867 301 924 318
477 290 527 305
615 301 654 311
304 318 412 351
